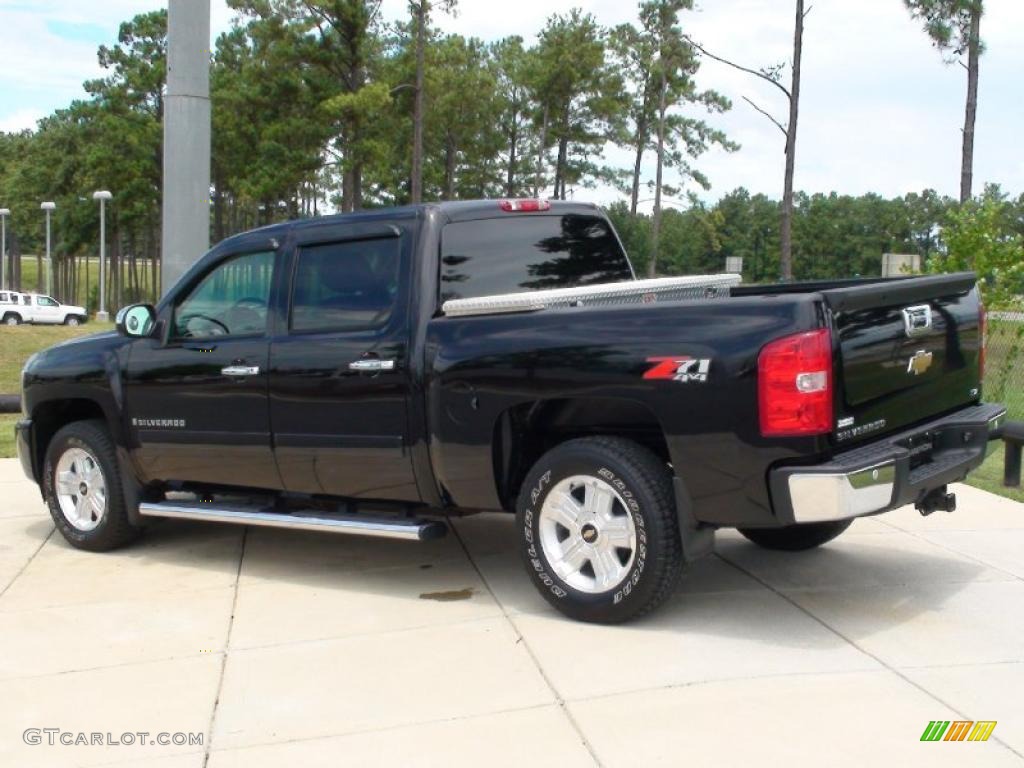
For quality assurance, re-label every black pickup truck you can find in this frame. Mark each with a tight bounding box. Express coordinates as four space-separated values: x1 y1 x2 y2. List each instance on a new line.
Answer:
16 200 1006 622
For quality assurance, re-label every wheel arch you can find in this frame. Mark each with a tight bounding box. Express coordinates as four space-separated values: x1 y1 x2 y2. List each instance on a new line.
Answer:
29 398 111 482
491 396 673 512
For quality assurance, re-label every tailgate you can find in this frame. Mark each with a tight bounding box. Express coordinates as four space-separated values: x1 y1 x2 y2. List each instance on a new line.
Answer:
821 272 983 444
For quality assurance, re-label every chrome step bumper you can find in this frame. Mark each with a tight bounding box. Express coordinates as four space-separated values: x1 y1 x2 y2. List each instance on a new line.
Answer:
769 403 1006 525
138 501 447 541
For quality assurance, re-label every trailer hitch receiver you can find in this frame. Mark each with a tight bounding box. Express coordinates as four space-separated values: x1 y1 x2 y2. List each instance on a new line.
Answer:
916 486 956 516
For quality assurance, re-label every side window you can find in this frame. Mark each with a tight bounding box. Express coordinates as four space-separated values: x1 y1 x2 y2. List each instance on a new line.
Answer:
174 250 275 339
37 296 58 307
22 295 30 305
0 292 7 303
290 237 400 334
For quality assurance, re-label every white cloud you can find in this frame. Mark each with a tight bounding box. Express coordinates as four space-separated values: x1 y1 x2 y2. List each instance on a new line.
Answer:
0 108 45 133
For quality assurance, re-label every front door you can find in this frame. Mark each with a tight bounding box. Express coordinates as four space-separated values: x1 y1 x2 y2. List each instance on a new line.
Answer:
34 295 62 323
124 248 283 489
269 225 419 501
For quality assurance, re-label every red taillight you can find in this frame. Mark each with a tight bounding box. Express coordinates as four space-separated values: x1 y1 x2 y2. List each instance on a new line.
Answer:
499 199 551 212
979 301 987 382
758 328 833 437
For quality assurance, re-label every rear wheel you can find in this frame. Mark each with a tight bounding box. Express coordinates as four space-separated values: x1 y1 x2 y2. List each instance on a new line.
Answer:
3 313 20 326
516 437 683 623
738 519 852 551
43 420 140 551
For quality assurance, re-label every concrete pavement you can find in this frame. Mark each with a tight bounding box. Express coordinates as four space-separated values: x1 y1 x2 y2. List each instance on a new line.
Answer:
1 457 1022 766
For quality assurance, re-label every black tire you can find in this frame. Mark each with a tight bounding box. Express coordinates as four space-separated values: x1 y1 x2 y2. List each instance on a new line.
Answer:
64 315 81 326
43 419 141 551
738 519 853 551
516 437 683 624
3 313 21 326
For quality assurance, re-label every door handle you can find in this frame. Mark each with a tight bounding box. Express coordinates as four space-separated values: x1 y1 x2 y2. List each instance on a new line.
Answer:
221 365 261 377
348 359 396 373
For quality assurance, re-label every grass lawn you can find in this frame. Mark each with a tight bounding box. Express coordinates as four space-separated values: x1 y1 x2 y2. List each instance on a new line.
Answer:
0 322 114 394
0 414 17 459
965 443 1024 504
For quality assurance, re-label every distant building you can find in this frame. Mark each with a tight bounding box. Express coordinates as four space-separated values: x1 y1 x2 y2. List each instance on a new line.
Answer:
882 253 922 277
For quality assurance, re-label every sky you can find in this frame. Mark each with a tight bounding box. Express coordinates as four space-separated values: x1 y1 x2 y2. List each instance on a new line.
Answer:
0 0 1021 212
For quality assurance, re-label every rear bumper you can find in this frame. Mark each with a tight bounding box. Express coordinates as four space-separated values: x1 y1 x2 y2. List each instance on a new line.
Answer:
15 418 36 482
769 403 1006 525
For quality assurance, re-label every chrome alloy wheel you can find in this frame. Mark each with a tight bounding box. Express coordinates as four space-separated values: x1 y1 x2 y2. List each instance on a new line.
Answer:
538 474 637 594
54 447 107 531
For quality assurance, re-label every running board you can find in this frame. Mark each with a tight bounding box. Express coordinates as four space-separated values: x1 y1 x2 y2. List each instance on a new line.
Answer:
137 501 447 541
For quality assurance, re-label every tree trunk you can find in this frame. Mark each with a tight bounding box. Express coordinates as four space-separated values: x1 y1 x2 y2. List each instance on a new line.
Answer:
554 136 568 201
648 69 669 279
353 163 363 210
780 0 804 281
411 1 427 204
506 98 519 197
960 3 980 203
341 134 355 213
84 244 90 312
443 133 457 200
534 105 549 197
630 116 648 216
11 232 21 291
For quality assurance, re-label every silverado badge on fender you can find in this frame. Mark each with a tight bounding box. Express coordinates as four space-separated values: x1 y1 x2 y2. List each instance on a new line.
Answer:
907 350 934 376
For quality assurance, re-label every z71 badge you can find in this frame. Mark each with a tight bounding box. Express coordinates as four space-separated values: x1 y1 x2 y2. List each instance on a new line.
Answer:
644 356 711 383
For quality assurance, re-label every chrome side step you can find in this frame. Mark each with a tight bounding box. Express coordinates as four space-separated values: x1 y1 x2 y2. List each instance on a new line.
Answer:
138 501 446 541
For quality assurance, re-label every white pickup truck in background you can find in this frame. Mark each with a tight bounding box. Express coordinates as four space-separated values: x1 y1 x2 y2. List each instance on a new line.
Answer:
0 291 87 326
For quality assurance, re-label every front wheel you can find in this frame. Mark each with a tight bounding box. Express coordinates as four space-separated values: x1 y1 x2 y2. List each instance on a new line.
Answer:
738 519 853 551
43 420 140 551
516 437 683 623
64 316 81 326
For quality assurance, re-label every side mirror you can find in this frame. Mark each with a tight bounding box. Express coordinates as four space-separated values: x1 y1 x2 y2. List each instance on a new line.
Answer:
116 304 156 338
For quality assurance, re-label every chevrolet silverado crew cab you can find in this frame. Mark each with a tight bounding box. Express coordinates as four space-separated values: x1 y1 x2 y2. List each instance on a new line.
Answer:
16 200 1006 623
2 291 88 326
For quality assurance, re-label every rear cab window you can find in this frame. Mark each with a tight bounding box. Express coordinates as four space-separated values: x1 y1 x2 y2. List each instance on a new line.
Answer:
440 214 633 302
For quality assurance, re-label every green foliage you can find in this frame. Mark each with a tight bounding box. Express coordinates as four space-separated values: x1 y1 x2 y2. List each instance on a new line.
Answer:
904 0 984 59
0 0 1016 315
925 189 1024 308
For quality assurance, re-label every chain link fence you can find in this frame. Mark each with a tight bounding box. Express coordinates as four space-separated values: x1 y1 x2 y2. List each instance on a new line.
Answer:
986 313 1024 420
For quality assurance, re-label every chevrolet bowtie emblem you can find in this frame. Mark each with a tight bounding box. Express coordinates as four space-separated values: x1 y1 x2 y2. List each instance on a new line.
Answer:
907 350 933 376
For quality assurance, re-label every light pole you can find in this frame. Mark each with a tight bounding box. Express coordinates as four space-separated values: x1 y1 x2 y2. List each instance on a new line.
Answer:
0 208 9 290
41 202 56 296
92 191 112 321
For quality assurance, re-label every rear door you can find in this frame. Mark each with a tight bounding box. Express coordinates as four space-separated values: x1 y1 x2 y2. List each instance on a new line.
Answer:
822 273 982 444
269 222 419 501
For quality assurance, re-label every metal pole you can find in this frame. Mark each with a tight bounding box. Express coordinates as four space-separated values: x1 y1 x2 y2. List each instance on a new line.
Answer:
162 0 211 296
0 213 6 290
45 210 52 296
99 199 107 320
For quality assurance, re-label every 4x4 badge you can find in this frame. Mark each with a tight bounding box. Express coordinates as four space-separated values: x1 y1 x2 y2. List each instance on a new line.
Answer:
907 350 933 376
644 357 711 383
